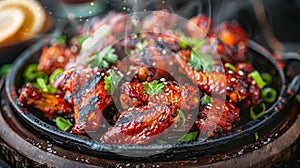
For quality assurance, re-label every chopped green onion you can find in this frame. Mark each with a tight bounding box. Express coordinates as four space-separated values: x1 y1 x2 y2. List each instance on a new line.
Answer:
178 131 199 142
193 38 205 51
24 64 48 83
156 139 168 144
73 35 90 46
48 86 58 94
57 35 66 44
296 94 300 104
179 40 188 49
261 87 277 103
177 109 186 129
248 70 267 89
261 73 272 85
225 63 236 71
56 116 73 131
24 64 38 79
0 64 11 77
254 132 259 141
250 102 266 120
37 78 49 93
49 68 64 83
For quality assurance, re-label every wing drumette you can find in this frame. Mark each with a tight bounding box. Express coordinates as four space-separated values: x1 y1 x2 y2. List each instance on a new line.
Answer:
63 68 113 134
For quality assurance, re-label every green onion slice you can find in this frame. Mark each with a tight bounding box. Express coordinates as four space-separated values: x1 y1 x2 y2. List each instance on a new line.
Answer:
296 94 300 104
48 86 58 94
224 63 236 71
254 132 259 141
250 102 266 120
24 64 38 79
178 131 199 142
248 70 267 89
49 68 64 83
24 64 48 83
0 64 11 77
177 109 186 129
261 87 277 103
37 78 49 93
56 116 73 131
261 73 272 85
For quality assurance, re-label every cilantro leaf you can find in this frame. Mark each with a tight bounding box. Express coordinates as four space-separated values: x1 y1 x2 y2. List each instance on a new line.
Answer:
179 37 205 50
178 131 199 142
104 70 123 95
189 50 214 72
143 80 164 96
127 40 149 56
87 45 119 68
200 94 212 104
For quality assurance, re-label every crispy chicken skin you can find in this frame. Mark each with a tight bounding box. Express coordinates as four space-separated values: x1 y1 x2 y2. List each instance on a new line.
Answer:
101 103 177 144
18 84 73 118
102 80 199 144
186 14 212 38
38 44 79 74
63 68 113 134
174 54 249 103
195 98 240 137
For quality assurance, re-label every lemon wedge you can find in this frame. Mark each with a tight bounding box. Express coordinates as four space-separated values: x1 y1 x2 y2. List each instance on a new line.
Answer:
0 7 25 44
0 0 47 40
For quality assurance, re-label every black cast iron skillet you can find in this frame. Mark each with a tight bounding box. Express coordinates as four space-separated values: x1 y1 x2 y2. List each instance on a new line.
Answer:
4 29 300 162
3 0 300 161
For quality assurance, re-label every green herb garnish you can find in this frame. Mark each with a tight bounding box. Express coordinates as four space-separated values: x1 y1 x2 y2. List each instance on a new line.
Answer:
104 70 123 95
248 70 267 89
189 50 214 72
177 109 186 129
261 87 277 103
250 102 266 120
127 40 149 56
178 131 199 142
57 35 66 44
261 73 272 85
179 37 205 50
49 68 64 83
296 94 300 104
200 94 212 104
143 80 164 96
0 64 11 77
87 45 118 68
254 132 259 141
37 78 49 93
56 116 73 131
225 63 236 71
74 35 90 46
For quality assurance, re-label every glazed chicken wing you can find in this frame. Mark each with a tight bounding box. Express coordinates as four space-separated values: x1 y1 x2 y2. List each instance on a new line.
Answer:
101 103 177 144
18 83 73 118
195 98 240 137
63 68 113 134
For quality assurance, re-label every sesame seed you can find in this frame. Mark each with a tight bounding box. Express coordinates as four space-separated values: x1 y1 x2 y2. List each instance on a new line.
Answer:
238 70 244 76
160 78 166 82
